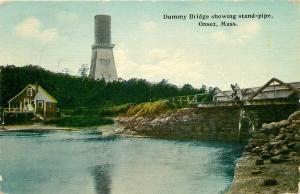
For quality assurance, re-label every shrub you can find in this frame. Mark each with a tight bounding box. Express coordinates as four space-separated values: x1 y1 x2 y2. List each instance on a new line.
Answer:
125 100 176 117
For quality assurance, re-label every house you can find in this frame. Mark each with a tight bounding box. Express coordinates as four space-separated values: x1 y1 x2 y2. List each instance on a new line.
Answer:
214 78 300 102
5 83 58 118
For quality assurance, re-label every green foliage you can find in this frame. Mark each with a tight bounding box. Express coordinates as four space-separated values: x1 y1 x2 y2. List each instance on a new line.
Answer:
99 104 133 116
0 65 213 108
44 115 113 127
78 64 89 78
126 100 175 117
4 114 35 125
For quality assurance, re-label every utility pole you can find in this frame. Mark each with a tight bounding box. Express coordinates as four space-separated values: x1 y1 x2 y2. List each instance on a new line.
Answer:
1 111 4 130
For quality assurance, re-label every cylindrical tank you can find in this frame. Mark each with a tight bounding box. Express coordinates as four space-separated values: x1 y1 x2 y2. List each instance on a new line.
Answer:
95 15 111 44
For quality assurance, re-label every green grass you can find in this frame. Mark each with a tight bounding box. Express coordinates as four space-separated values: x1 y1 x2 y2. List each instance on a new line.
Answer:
3 114 35 125
44 115 113 127
125 100 176 117
62 104 132 117
4 104 131 127
45 104 132 127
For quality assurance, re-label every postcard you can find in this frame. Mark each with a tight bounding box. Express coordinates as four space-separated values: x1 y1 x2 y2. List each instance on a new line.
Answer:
0 1 299 194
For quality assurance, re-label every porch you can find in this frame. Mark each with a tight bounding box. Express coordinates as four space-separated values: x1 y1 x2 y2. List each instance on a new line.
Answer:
4 107 34 113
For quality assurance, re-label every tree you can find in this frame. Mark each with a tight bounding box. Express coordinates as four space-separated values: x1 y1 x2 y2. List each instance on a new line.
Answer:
79 64 89 78
0 65 211 108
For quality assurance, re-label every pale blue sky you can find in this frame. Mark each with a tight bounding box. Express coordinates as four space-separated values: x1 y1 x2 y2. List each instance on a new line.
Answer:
0 1 299 89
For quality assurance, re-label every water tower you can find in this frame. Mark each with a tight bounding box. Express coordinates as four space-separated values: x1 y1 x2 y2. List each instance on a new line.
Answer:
89 15 118 81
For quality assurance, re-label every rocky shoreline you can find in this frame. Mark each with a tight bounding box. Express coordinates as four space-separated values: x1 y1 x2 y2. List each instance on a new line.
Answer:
117 107 249 140
227 111 300 194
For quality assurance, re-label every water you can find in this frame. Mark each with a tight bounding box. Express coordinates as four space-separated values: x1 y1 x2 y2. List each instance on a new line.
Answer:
0 129 245 194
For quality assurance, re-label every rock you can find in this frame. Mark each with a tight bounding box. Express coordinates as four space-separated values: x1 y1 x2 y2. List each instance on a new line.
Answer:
279 128 287 133
251 132 269 145
269 141 280 148
269 134 276 140
261 123 280 134
262 143 272 151
245 145 253 152
135 117 144 122
288 151 295 157
292 119 300 124
276 119 290 128
262 123 274 130
182 115 190 121
273 149 282 156
288 111 300 121
263 179 278 186
279 145 289 154
270 155 287 163
284 133 293 141
164 116 171 122
288 123 300 130
261 153 271 160
292 143 300 155
251 169 262 175
275 134 285 140
278 120 291 127
249 138 268 146
288 142 296 148
279 139 288 145
255 158 264 165
294 134 300 141
252 146 262 154
151 118 160 124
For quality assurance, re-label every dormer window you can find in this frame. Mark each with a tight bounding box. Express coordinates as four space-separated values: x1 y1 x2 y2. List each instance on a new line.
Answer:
27 87 33 96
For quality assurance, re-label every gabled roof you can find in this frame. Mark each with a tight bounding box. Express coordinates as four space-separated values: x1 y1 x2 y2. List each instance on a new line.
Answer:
214 78 300 102
8 84 58 103
215 87 232 99
248 78 300 100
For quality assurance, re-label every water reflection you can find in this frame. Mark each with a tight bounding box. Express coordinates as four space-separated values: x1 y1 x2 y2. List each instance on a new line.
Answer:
92 164 112 194
0 131 244 194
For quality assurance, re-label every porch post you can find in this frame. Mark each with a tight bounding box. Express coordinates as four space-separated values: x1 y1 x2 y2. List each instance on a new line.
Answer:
34 100 37 113
43 101 46 117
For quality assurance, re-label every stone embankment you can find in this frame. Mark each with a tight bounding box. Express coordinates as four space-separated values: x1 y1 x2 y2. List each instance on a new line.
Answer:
227 111 300 194
117 107 249 141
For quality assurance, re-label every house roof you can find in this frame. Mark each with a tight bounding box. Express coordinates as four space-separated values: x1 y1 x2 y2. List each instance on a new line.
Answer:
249 78 300 100
8 84 58 103
214 87 232 100
215 78 300 101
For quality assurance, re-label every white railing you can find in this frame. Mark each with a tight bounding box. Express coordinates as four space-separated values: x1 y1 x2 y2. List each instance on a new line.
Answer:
4 108 21 112
165 93 210 105
4 107 33 113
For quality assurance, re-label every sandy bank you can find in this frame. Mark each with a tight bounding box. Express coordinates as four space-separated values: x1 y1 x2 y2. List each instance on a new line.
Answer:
0 122 126 136
0 124 75 131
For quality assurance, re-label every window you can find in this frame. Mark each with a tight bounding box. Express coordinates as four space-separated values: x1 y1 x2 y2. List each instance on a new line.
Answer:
47 102 52 108
38 101 43 108
27 87 33 96
24 98 29 105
